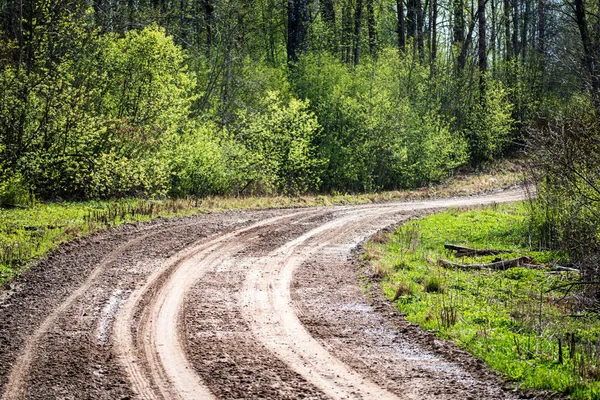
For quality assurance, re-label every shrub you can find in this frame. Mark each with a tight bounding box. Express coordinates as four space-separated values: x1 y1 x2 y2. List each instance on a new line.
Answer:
170 123 245 196
236 91 325 194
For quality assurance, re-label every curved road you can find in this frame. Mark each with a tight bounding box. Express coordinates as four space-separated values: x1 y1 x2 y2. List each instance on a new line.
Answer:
0 189 526 399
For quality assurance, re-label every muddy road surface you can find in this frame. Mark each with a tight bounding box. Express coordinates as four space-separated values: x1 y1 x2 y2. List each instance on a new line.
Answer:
0 189 528 399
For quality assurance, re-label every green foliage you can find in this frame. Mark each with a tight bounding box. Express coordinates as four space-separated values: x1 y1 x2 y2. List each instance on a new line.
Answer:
236 91 325 194
170 123 244 196
0 172 31 207
369 203 600 398
0 1 524 201
1 24 194 199
294 50 469 192
466 79 514 163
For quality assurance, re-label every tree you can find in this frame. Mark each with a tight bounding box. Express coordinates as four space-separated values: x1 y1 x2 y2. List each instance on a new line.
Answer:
397 0 406 52
287 0 309 64
574 0 600 112
367 0 377 56
478 0 488 82
353 0 364 65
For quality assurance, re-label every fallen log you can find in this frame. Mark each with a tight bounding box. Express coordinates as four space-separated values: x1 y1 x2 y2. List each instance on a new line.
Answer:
550 265 580 273
438 256 534 271
523 263 580 273
444 244 511 257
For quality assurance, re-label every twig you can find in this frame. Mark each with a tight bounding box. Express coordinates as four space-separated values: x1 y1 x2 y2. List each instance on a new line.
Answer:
546 281 600 294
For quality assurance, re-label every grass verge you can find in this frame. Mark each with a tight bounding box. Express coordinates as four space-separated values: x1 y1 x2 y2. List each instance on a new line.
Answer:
367 202 600 399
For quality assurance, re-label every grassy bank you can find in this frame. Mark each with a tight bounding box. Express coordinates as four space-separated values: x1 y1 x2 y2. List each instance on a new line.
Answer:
367 202 600 399
0 159 523 288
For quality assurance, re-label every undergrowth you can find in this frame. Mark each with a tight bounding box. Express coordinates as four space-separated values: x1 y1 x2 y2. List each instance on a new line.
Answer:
368 202 600 399
0 159 523 288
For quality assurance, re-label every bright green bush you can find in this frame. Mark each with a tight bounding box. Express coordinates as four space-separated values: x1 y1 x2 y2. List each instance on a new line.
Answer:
236 91 325 194
170 123 246 196
466 79 514 163
294 50 468 192
1 25 195 199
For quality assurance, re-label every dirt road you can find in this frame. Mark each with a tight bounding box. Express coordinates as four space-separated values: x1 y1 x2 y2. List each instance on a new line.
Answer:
0 189 528 399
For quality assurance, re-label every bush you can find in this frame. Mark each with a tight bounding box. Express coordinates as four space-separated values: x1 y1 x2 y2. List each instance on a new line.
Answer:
466 79 514 164
170 123 245 196
236 91 325 194
527 109 600 277
293 50 468 191
1 25 195 199
0 172 31 207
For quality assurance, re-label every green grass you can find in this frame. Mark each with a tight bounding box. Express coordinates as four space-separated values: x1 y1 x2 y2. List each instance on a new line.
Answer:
368 202 600 399
0 158 525 289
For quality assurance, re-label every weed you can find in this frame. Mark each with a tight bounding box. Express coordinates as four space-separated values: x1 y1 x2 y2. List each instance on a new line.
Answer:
393 260 411 270
393 282 413 301
424 276 445 293
371 233 389 244
372 262 392 279
439 305 458 328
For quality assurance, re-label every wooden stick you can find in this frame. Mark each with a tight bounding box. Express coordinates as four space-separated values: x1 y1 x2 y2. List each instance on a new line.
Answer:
438 256 534 270
444 244 511 257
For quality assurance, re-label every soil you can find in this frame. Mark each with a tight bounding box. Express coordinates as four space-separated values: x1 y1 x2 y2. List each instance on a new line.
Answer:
0 188 539 399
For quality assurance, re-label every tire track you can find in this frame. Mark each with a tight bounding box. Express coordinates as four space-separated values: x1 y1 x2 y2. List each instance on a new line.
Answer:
113 211 317 399
239 191 526 399
1 230 158 400
0 188 528 400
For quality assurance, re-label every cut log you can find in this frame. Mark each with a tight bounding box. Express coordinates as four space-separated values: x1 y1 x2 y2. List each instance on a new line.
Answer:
438 256 534 270
444 244 510 257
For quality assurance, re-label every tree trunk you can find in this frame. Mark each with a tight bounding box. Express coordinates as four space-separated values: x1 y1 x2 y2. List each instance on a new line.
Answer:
478 0 487 75
287 0 309 64
522 0 530 60
353 0 364 65
537 0 546 55
430 0 438 63
397 0 406 52
342 1 353 63
321 0 336 26
417 0 424 55
459 17 476 71
202 0 214 59
504 0 511 59
512 0 519 58
407 0 417 41
490 0 496 71
320 0 337 53
537 0 546 81
478 0 488 102
574 0 600 111
367 0 377 56
453 0 465 69
453 0 465 44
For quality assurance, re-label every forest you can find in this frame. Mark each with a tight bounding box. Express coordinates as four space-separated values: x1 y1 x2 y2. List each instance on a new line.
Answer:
1 0 600 273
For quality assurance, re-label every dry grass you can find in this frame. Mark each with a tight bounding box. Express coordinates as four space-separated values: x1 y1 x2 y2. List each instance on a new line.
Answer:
392 282 413 301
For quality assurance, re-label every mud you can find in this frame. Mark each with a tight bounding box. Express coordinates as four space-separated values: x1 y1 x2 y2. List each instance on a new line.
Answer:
0 189 538 399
